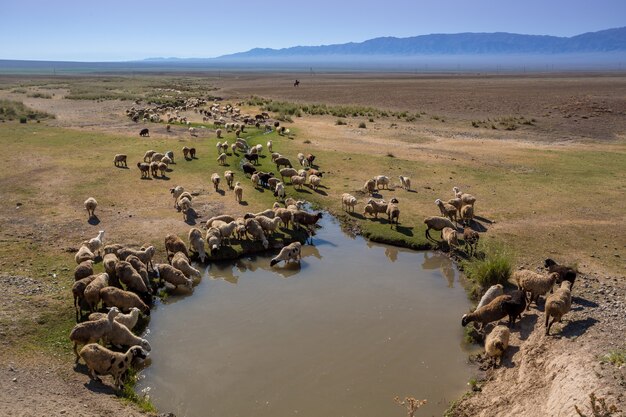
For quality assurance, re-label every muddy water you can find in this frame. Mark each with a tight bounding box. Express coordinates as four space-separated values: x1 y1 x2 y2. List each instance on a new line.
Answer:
137 216 473 417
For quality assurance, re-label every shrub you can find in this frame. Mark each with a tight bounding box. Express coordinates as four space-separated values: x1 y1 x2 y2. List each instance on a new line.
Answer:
358 122 367 129
336 119 347 126
461 242 512 291
368 117 374 122
19 117 27 124
601 350 626 367
303 139 311 144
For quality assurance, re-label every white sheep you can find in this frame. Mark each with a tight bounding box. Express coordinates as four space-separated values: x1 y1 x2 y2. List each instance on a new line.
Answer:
245 218 269 248
485 325 510 367
513 270 558 310
83 230 105 257
435 199 458 224
460 204 474 226
156 263 193 291
234 182 243 203
341 193 357 212
212 221 237 245
423 216 456 240
398 175 411 191
143 150 156 162
441 227 459 248
170 186 185 208
69 307 119 361
217 153 227 165
476 284 504 310
205 227 222 253
309 175 321 190
172 251 201 280
99 287 149 315
375 175 389 190
188 227 207 263
270 242 302 266
84 273 109 312
267 140 273 153
224 170 235 189
88 307 141 331
84 197 98 218
274 182 286 199
211 173 221 192
105 320 152 352
291 175 306 189
79 343 147 391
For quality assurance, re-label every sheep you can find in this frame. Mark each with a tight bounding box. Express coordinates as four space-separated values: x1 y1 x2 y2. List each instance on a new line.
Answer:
292 211 323 230
484 325 510 367
253 144 263 154
179 197 192 221
280 168 299 182
398 175 411 191
476 284 504 310
453 187 477 207
242 162 256 176
170 186 185 208
273 208 293 229
234 182 243 203
441 227 459 248
513 270 558 310
306 154 315 166
139 128 149 137
100 287 150 315
156 263 193 291
244 153 259 165
150 152 165 163
307 168 322 178
188 227 207 263
297 153 308 167
447 198 463 216
363 179 377 195
245 218 269 248
258 172 274 188
165 150 175 163
461 294 511 331
463 228 480 257
274 181 286 199
88 307 141 331
211 173 221 192
363 203 376 217
156 162 167 177
267 140 273 153
104 243 124 255
216 128 222 138
545 281 573 336
224 170 235 189
172 251 201 280
211 221 237 245
137 162 150 178
544 258 577 289
84 197 98 218
117 246 155 271
423 216 456 240
206 215 236 228
366 199 388 218
375 175 390 190
502 289 527 327
105 320 152 353
308 175 321 190
125 256 151 293
274 157 292 169
115 261 149 297
143 150 156 162
189 127 197 136
79 344 147 391
165 234 189 260
271 153 282 162
74 260 94 281
149 161 159 177
175 192 193 211
290 175 306 189
339 193 357 212
72 275 97 320
84 273 109 312
217 153 227 165
256 216 282 237
435 199 457 224
386 200 400 228
69 307 119 361
189 148 196 158
113 154 127 167
161 155 173 166
250 208 276 219
82 230 105 257
270 242 302 266
460 204 474 226
166 124 171 131
205 227 222 253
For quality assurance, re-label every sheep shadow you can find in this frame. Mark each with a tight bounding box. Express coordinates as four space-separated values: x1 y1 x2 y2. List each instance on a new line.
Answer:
139 177 152 180
515 312 538 341
312 189 328 196
347 212 364 219
88 216 100 226
74 363 119 395
156 175 170 181
254 187 265 193
115 166 130 170
501 345 521 368
238 201 249 206
572 296 598 309
184 157 192 161
295 188 312 194
405 189 417 193
393 224 414 236
560 317 599 338
467 219 488 233
474 215 494 224
216 189 225 196
184 209 199 225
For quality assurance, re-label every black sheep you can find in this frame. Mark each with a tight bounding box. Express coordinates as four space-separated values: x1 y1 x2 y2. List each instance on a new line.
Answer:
242 162 256 176
502 290 527 328
244 153 259 165
139 128 150 137
544 258 577 289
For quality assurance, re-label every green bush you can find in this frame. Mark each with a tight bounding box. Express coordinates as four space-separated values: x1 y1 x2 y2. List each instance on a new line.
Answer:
19 117 27 124
358 122 367 129
461 242 512 290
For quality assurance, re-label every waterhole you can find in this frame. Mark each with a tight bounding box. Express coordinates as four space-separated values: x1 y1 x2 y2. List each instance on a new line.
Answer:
137 215 473 416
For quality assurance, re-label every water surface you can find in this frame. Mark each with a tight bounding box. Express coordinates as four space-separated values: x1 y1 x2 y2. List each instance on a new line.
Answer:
137 216 473 417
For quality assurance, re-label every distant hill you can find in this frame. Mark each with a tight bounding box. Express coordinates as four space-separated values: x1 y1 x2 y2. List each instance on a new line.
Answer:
210 27 626 59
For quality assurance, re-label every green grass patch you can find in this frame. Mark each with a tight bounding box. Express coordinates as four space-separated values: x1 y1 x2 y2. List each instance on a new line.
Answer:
121 368 157 413
0 99 54 122
601 350 626 367
460 242 512 296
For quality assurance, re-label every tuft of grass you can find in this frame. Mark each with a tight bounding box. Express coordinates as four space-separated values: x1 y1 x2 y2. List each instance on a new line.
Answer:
386 152 395 158
358 122 367 129
601 350 626 367
27 92 52 99
303 139 311 144
575 392 620 417
336 118 347 125
121 368 157 413
368 117 374 122
460 242 512 294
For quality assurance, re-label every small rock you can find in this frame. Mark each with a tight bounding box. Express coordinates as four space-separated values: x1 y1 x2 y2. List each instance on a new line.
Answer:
12 378 17 383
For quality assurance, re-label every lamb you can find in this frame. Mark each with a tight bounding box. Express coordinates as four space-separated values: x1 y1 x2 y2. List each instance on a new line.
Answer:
398 175 411 191
217 153 227 165
461 294 511 331
105 320 152 353
484 325 510 367
72 275 98 320
245 218 269 248
280 168 299 182
188 227 207 263
211 173 221 192
375 175 390 190
84 273 109 312
502 289 527 327
476 284 504 310
115 261 149 296
386 200 400 228
74 260 94 281
308 175 321 190
460 204 474 226
274 157 292 169
170 186 185 208
83 230 105 257
137 162 150 178
297 152 308 167
435 199 457 224
545 281 573 336
270 242 302 266
205 227 222 252
234 182 243 203
69 307 119 361
544 258 577 289
84 197 98 218
224 170 235 189
513 270 558 310
366 198 388 219
267 140 273 153
99 287 150 315
165 234 190 260
364 179 377 195
143 150 156 162
274 181 286 198
113 154 127 167
441 227 459 248
341 193 357 212
423 216 456 240
463 228 480 257
117 246 155 271
79 344 147 391
156 263 193 291
172 251 201 280
88 307 141 331
206 215 236 227
125 256 151 293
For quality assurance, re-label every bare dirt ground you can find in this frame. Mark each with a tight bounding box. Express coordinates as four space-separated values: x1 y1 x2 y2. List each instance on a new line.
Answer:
1 73 625 416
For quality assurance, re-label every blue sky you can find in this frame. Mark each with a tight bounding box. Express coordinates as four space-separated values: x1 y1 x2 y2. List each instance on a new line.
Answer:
1 0 624 61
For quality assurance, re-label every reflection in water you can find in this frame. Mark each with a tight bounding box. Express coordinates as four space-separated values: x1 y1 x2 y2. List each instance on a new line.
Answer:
139 216 472 417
